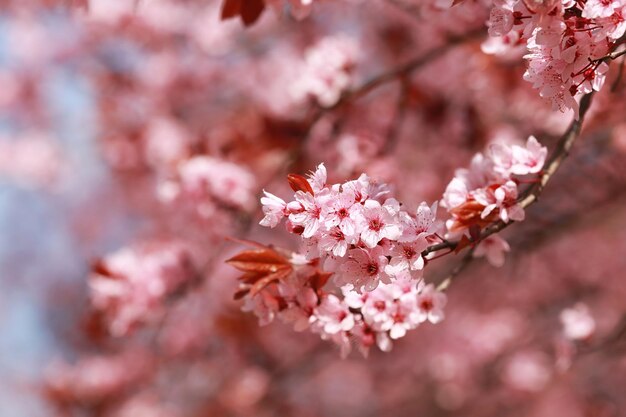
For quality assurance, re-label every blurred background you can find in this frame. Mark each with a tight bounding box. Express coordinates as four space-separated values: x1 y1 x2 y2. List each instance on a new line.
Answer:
1 1 626 416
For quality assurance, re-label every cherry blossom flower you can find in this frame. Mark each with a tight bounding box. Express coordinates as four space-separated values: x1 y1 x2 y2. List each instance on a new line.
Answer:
340 246 391 292
260 191 288 228
416 284 447 324
291 35 358 107
399 202 440 242
307 163 328 193
323 188 361 236
288 189 331 238
356 199 402 248
473 235 511 267
176 156 256 210
488 5 515 37
360 283 396 325
473 180 525 223
318 226 357 257
385 241 428 277
313 294 356 334
583 0 623 18
90 242 196 336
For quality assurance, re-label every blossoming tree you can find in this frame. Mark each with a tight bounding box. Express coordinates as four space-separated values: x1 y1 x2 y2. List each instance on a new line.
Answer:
1 0 626 416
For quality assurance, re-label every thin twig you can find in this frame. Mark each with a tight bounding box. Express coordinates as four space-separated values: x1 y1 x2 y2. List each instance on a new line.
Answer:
435 247 476 291
308 28 485 125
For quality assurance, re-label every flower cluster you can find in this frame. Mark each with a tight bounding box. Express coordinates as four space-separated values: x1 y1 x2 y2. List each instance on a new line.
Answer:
89 242 197 336
261 163 440 292
291 35 358 107
232 135 549 355
229 246 447 356
484 0 625 116
158 155 257 213
45 350 154 406
442 136 547 266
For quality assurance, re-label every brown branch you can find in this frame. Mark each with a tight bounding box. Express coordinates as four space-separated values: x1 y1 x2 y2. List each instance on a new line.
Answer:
421 92 595 262
309 28 485 123
435 247 475 291
601 46 626 61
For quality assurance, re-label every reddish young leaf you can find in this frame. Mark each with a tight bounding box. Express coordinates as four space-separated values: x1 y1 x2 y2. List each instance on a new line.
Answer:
287 173 314 195
91 258 115 278
310 271 333 292
233 287 250 300
240 0 265 26
220 0 266 26
226 248 290 273
249 267 292 296
448 200 497 232
238 270 265 284
221 0 241 19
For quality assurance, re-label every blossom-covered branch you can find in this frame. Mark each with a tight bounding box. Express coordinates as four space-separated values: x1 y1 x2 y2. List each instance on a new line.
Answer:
228 127 556 355
422 92 595 259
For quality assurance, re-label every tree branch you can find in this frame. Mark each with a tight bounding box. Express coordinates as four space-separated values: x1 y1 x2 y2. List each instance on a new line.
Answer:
310 28 484 121
422 92 595 259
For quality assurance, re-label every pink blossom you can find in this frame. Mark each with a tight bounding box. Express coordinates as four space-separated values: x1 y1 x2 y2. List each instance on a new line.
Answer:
473 180 525 223
307 163 328 192
339 247 391 292
491 135 547 176
583 0 623 18
313 294 356 335
177 156 256 210
291 35 358 107
322 188 361 237
399 202 439 242
260 191 288 228
473 235 511 267
360 284 396 325
356 199 402 248
288 189 330 238
279 286 318 331
89 242 196 336
416 284 447 324
242 288 282 326
488 6 515 37
510 135 548 175
385 241 428 277
318 226 356 257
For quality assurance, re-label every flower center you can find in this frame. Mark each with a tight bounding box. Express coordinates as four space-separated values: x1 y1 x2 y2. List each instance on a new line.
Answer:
420 298 433 311
366 262 378 275
374 301 386 311
369 218 383 231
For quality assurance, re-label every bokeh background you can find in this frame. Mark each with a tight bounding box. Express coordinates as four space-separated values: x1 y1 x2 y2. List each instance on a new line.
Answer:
1 1 626 416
